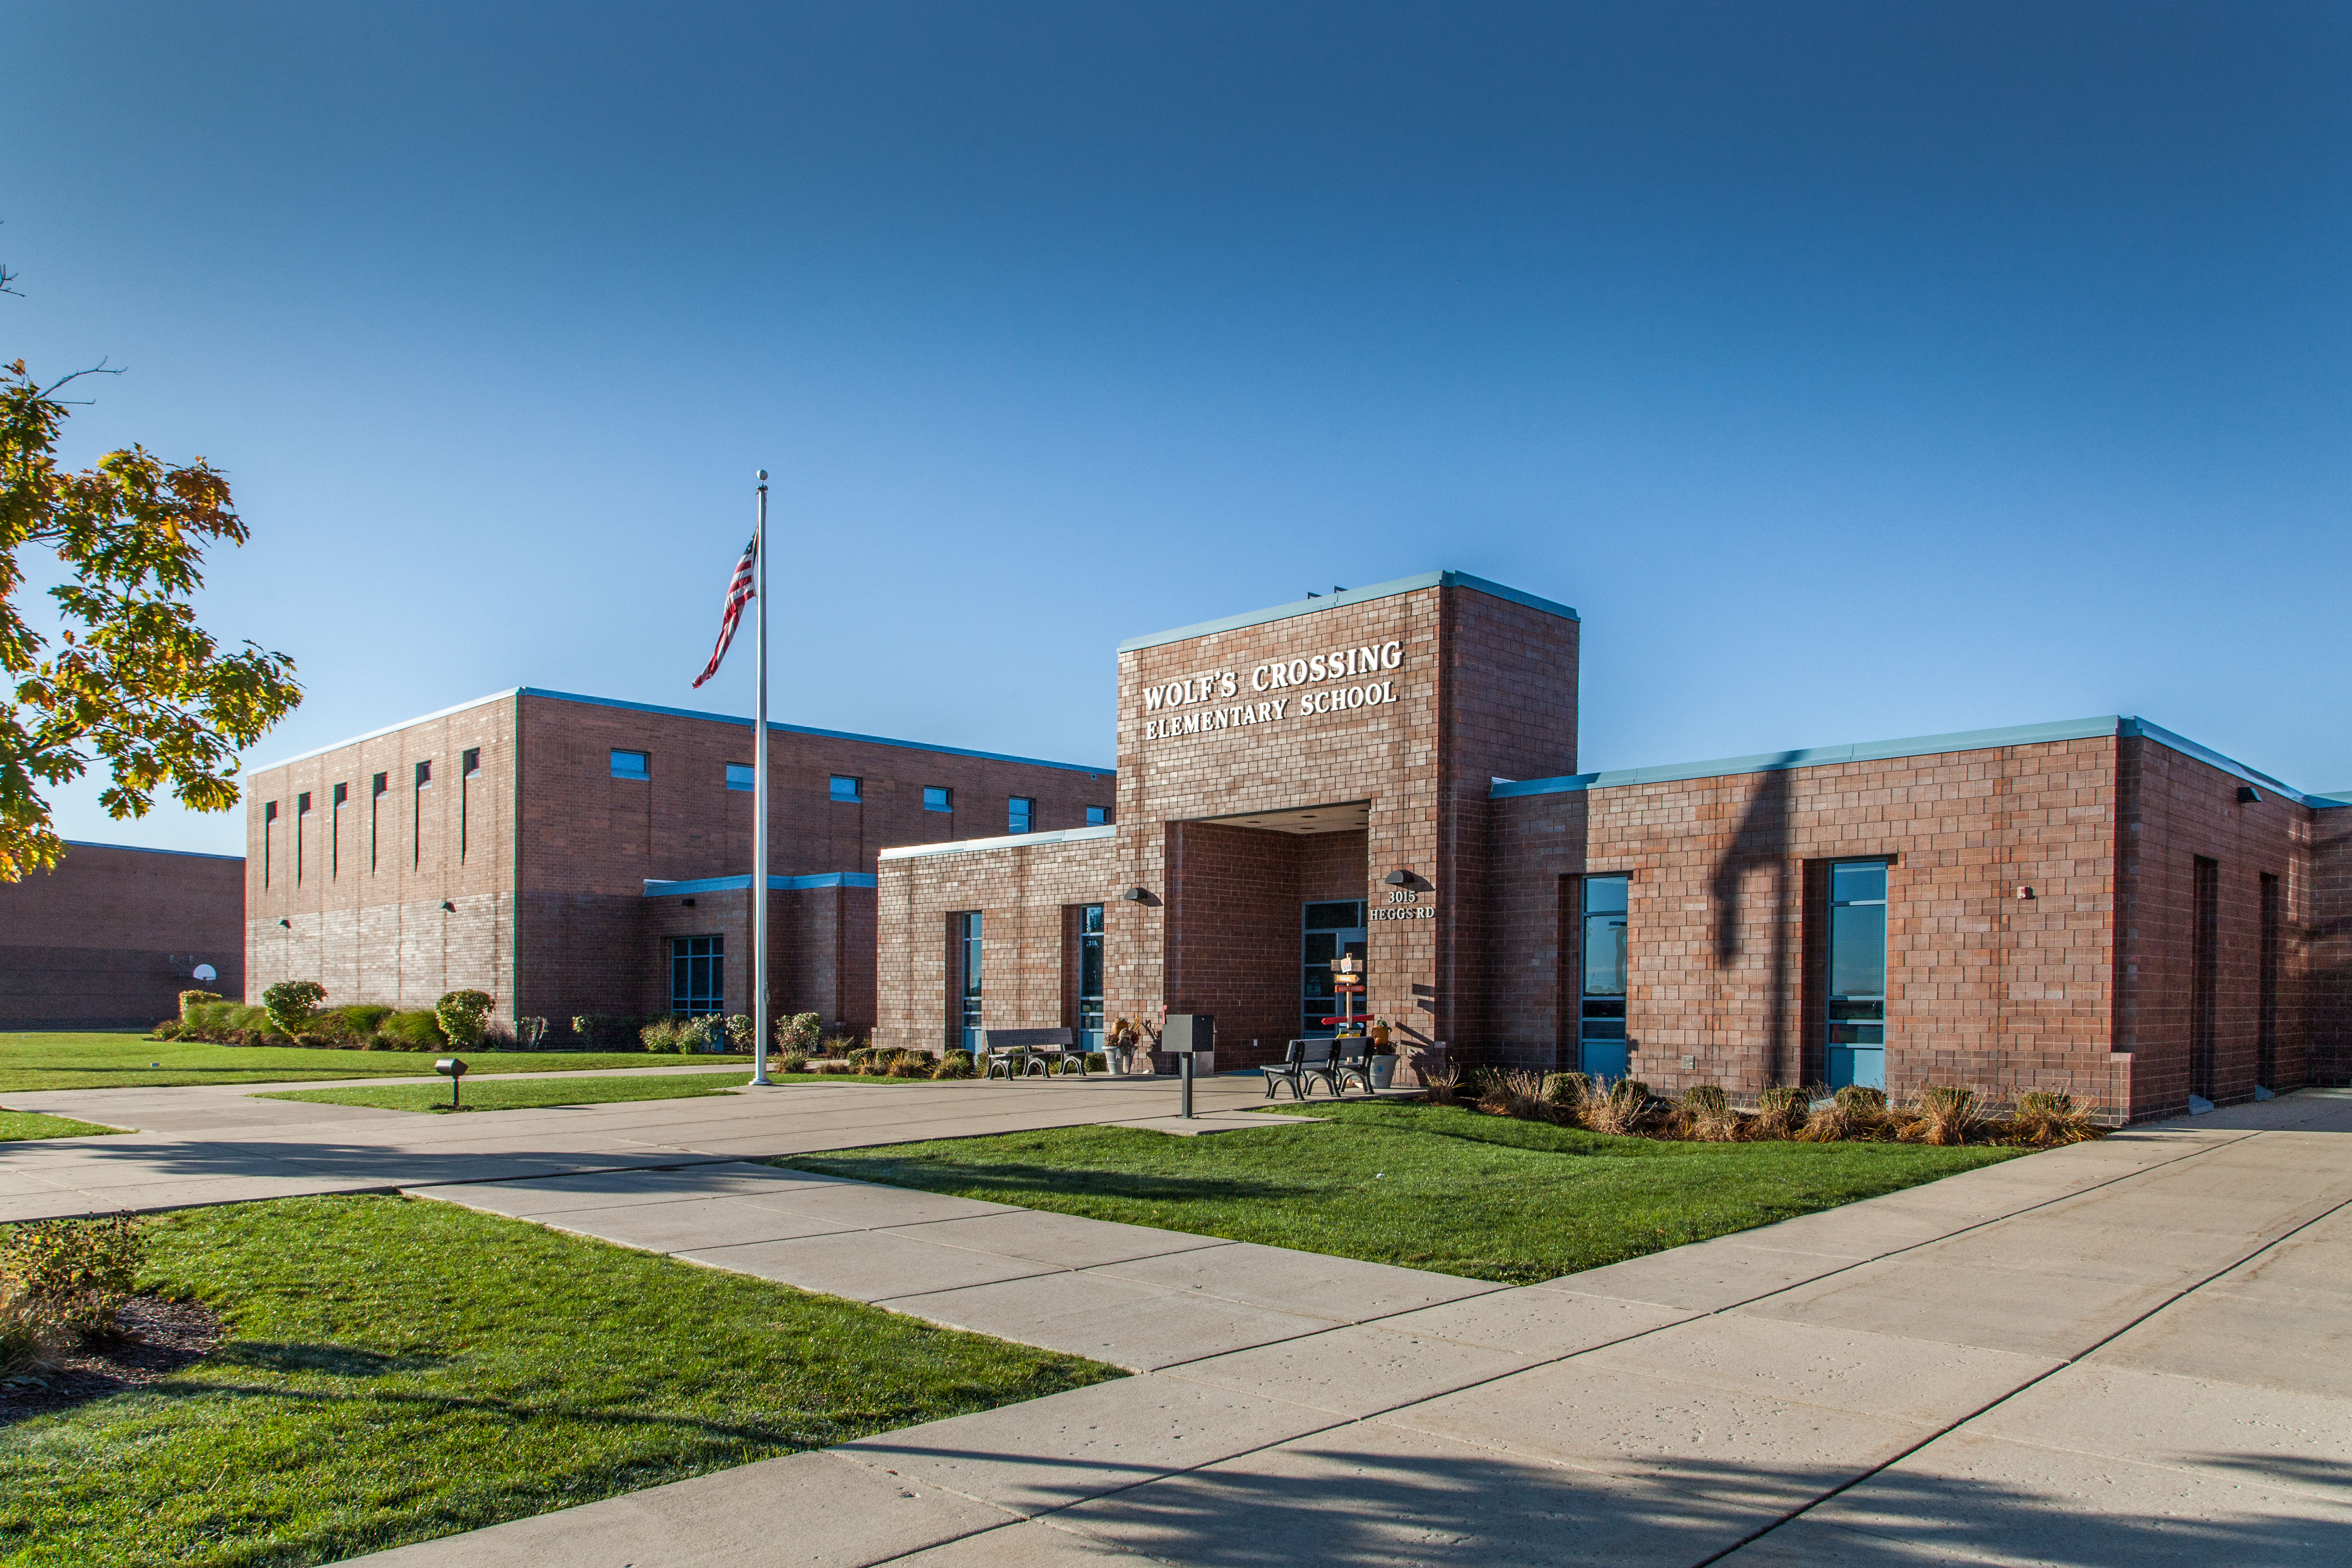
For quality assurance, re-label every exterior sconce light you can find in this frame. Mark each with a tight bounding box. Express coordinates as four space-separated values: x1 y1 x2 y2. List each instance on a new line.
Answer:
1121 886 1150 902
1383 869 1413 886
277 918 290 928
440 900 456 912
2236 785 2263 804
2016 886 2035 900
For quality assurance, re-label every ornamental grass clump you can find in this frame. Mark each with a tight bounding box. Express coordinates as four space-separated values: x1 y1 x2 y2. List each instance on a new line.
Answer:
1583 1078 1653 1136
1745 1083 1809 1140
1673 1083 1742 1142
931 1050 977 1080
2004 1089 2105 1147
1796 1085 1890 1143
1901 1086 1986 1147
1418 1061 1462 1106
1542 1071 1591 1117
885 1050 931 1078
0 1213 145 1371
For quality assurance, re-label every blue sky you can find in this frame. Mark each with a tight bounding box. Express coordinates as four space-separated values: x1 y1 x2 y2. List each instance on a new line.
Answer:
7 1 2347 856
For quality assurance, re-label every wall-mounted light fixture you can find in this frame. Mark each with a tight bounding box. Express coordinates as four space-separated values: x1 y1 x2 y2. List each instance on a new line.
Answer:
2016 886 2035 900
2236 785 2263 805
277 918 290 928
440 900 456 912
1383 869 1413 886
1121 886 1150 902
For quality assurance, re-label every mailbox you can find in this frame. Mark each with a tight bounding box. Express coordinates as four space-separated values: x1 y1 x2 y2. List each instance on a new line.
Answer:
1162 1014 1214 1055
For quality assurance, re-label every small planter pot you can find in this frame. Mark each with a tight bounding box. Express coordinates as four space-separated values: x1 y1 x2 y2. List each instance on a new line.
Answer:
1369 1054 1397 1090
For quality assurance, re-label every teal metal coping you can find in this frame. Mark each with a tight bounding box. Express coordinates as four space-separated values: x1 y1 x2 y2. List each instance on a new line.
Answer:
251 687 1114 777
878 823 1117 861
1117 570 1578 654
642 872 877 897
1492 716 2347 810
61 839 243 862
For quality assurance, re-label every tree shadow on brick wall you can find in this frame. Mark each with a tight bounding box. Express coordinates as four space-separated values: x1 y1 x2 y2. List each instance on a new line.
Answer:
1710 763 1799 1088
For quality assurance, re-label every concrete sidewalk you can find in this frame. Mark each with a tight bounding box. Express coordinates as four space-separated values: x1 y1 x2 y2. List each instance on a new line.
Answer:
343 1091 2352 1568
0 1070 1280 1222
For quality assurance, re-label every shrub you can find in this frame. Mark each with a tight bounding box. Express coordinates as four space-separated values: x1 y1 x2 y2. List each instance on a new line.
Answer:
818 1032 862 1058
0 1212 144 1340
515 1016 549 1049
2005 1089 2103 1147
1745 1083 1809 1140
640 1018 682 1053
931 1050 977 1080
1674 1083 1741 1142
150 1018 183 1040
775 1013 823 1054
181 1000 237 1040
435 990 495 1048
723 1014 754 1050
1541 1072 1591 1114
262 980 327 1037
306 1004 395 1047
178 989 221 1019
777 1052 809 1073
376 1010 447 1051
1419 1061 1462 1106
1584 1078 1653 1136
0 1286 69 1375
224 1003 278 1044
1902 1086 1985 1147
886 1051 931 1078
1835 1084 1888 1115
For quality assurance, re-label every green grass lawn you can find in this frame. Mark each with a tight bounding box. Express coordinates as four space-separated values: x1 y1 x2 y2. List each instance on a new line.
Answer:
0 1030 756 1093
0 1194 1118 1567
0 1109 126 1141
259 1070 929 1114
785 1099 2023 1284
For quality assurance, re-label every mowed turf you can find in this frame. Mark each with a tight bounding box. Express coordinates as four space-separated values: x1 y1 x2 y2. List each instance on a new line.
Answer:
0 1031 756 1093
0 1109 126 1142
259 1070 915 1114
786 1099 2021 1284
0 1194 1119 1567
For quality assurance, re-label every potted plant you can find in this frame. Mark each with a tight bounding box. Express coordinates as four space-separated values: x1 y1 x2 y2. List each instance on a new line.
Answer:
1367 1019 1397 1089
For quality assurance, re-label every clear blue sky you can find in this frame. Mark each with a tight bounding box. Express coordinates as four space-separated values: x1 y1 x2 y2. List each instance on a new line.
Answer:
8 1 2347 856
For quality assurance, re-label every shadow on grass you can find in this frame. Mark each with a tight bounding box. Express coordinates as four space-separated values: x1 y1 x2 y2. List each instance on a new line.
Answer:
793 1157 1297 1205
213 1341 453 1377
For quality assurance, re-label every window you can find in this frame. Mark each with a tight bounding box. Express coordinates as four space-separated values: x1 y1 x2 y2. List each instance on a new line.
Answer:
829 775 861 802
298 791 312 814
1077 905 1105 1048
413 761 430 868
331 782 347 877
2193 856 2219 1102
1086 805 1110 826
415 760 431 788
726 763 755 792
1827 861 1889 1090
1301 900 1367 1038
1008 797 1035 834
671 935 724 1017
611 749 650 781
462 748 481 777
262 800 276 887
2259 872 2281 1090
296 793 310 884
370 772 387 872
1578 875 1630 1080
954 912 983 1050
925 786 953 813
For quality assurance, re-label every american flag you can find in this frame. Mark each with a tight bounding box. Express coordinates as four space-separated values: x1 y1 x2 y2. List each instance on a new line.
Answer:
691 533 758 688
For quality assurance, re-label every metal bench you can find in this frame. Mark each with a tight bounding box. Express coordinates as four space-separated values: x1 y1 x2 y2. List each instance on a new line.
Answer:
980 1027 1084 1079
1312 1037 1375 1097
1263 1038 1337 1100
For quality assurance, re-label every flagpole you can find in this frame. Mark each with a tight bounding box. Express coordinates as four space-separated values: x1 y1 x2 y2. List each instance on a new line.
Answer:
749 469 772 1087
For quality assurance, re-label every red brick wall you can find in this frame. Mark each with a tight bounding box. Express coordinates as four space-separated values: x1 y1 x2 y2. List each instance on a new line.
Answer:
0 843 245 1028
2312 805 2352 1085
1487 735 2127 1108
2117 737 2317 1117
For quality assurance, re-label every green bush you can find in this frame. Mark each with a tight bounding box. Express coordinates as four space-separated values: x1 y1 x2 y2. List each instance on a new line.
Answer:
1541 1071 1591 1110
150 1018 184 1040
435 990 495 1048
775 1012 822 1054
263 980 328 1036
0 1213 144 1340
516 1017 549 1049
177 989 221 1019
1 1286 68 1374
225 1004 277 1043
180 1000 237 1040
571 1014 646 1050
723 1014 754 1049
376 1010 447 1051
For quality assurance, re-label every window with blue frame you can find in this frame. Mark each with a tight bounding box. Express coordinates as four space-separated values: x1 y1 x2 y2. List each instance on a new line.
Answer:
1085 805 1109 826
671 935 723 1016
726 763 754 792
1827 861 1889 1089
954 911 983 1049
1009 797 1035 834
1578 875 1630 1080
1077 904 1104 1049
611 749 649 780
925 786 953 813
1301 901 1367 1037
829 775 861 802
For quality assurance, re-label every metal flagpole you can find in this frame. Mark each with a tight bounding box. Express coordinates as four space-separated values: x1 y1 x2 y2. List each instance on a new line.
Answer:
749 470 772 1086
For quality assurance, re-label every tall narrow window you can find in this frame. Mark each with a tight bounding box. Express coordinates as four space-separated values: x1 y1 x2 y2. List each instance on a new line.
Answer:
370 772 387 872
1077 905 1105 1049
331 782 347 878
1301 900 1367 1038
1578 875 1630 1079
413 760 431 868
1008 797 1035 834
954 912 983 1050
1827 861 1889 1090
295 792 311 884
2193 856 2220 1101
262 800 277 887
925 786 953 813
2259 872 2281 1090
671 935 724 1016
461 749 481 863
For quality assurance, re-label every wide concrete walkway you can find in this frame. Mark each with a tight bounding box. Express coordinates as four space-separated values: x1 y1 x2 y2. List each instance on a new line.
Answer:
340 1090 2352 1568
0 1068 1278 1222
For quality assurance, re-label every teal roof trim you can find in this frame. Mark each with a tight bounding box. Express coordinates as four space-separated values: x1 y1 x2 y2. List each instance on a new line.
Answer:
1117 570 1578 654
62 839 244 863
642 872 878 897
1493 716 2344 809
878 824 1117 861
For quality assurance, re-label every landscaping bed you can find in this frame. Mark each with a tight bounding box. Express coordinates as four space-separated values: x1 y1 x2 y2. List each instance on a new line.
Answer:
782 1100 2020 1284
0 1196 1118 1566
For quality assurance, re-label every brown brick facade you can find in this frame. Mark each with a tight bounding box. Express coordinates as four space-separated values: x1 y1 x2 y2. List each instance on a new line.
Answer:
0 842 245 1029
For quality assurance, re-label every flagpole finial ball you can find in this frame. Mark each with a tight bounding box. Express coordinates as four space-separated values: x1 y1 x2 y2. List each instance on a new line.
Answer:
756 469 768 482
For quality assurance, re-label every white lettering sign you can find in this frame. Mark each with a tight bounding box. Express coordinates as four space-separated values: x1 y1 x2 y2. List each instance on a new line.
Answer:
1133 641 1404 745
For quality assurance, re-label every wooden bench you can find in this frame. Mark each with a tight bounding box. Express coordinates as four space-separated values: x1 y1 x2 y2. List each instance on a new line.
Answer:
980 1027 1084 1079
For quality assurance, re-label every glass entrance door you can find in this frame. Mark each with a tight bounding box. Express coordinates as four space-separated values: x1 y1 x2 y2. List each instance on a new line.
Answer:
1302 900 1367 1037
1077 904 1105 1051
955 911 983 1051
1827 861 1887 1089
1578 875 1629 1080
